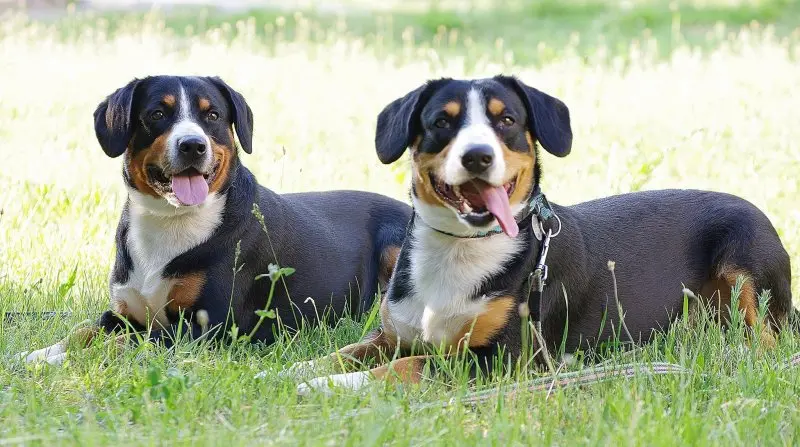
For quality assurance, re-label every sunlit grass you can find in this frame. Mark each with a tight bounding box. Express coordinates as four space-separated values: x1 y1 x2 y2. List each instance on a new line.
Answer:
0 6 799 445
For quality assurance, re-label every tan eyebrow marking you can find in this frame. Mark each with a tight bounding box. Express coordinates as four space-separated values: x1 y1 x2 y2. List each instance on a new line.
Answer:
488 98 505 116
444 101 461 117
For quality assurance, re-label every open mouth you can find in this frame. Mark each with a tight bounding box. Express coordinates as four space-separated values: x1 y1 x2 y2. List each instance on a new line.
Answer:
146 161 220 206
432 175 515 216
430 173 520 237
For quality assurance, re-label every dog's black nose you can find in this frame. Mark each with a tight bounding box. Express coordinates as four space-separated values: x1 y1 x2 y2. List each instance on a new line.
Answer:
461 145 494 174
178 136 207 156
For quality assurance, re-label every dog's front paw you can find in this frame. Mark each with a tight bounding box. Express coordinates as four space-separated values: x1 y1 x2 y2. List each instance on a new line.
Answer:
297 371 372 396
43 352 68 365
15 343 66 364
256 359 322 380
274 358 324 380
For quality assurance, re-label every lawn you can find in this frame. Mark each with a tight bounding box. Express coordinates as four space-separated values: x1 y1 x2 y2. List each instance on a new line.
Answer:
1 0 800 444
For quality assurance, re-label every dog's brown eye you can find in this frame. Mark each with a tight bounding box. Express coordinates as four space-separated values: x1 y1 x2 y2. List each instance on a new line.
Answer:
207 111 219 121
149 110 164 121
501 116 515 126
434 118 450 129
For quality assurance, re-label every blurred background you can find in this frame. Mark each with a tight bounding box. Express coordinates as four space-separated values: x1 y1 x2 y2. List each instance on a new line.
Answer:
0 0 798 310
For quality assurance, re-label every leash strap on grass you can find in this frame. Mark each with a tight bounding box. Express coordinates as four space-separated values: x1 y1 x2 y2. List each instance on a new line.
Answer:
345 356 797 419
394 363 689 415
2 311 72 323
785 351 800 368
452 362 689 406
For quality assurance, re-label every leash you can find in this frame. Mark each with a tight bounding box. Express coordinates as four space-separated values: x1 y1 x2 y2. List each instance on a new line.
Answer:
337 362 689 416
3 311 72 323
528 192 561 323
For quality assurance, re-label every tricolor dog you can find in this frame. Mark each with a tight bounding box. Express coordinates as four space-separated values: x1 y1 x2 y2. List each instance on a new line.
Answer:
295 75 795 393
20 75 411 364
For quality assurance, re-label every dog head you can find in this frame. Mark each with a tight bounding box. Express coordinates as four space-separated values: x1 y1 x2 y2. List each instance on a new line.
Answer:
94 75 253 210
375 76 571 237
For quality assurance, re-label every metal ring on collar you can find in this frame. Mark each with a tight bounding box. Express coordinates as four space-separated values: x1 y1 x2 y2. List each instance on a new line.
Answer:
535 211 562 238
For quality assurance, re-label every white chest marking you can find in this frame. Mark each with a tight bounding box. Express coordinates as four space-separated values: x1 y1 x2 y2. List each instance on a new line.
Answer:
111 190 224 328
385 222 522 346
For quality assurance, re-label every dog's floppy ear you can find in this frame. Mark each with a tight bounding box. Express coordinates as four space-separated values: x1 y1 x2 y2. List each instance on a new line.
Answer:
94 78 142 158
496 75 572 157
375 79 448 164
208 76 254 154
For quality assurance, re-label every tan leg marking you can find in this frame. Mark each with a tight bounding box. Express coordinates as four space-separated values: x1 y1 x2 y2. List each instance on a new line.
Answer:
378 245 402 290
700 266 776 347
369 355 432 384
452 296 515 348
167 272 206 313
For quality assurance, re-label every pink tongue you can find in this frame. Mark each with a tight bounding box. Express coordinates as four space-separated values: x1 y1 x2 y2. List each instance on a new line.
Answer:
171 174 209 206
479 185 519 238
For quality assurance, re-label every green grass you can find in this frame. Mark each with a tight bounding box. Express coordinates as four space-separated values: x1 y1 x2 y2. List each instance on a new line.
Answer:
32 0 800 66
2 1 800 444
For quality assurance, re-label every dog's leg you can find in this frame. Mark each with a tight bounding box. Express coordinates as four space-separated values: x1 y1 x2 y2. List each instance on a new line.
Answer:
297 332 528 395
296 324 522 394
284 328 398 378
284 294 404 378
354 244 403 316
370 355 433 384
329 329 399 366
700 266 778 347
378 245 402 291
19 342 65 365
297 354 434 395
18 310 140 365
297 342 528 395
19 326 99 365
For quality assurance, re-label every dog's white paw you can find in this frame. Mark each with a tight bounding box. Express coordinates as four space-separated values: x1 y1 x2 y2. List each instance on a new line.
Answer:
256 359 323 380
16 343 65 364
297 371 372 396
271 358 328 380
44 352 67 365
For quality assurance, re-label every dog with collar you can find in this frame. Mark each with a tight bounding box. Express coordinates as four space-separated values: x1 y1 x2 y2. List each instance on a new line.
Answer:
294 75 795 393
20 75 411 364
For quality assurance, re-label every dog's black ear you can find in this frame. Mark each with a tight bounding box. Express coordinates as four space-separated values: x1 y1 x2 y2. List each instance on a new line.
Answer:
496 75 572 157
94 78 142 158
375 79 448 164
208 76 254 154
